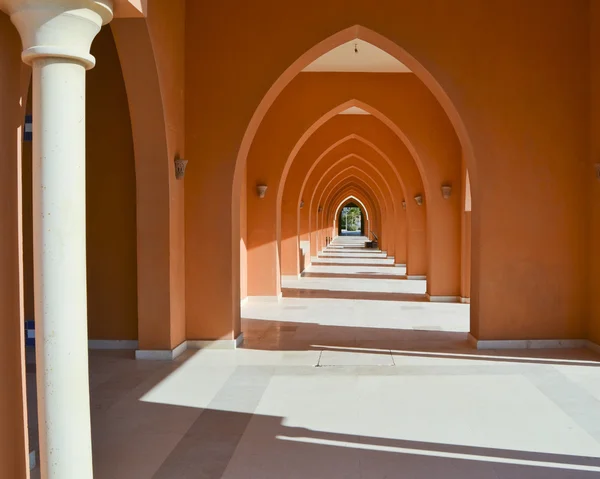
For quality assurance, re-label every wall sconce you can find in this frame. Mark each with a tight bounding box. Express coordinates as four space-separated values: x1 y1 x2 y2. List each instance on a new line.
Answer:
401 200 406 210
256 184 268 198
441 184 452 199
174 157 188 180
300 199 305 209
414 194 423 206
318 205 323 213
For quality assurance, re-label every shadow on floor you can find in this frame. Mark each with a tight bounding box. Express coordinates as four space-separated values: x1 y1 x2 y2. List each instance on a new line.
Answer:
301 272 407 280
151 408 600 479
240 317 600 367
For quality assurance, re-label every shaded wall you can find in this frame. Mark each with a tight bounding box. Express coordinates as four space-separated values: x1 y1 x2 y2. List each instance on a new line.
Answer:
0 12 29 477
590 1 600 344
86 27 138 340
240 166 248 300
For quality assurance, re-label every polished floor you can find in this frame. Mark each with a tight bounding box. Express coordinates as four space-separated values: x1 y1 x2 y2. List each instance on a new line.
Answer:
26 237 600 478
283 236 427 300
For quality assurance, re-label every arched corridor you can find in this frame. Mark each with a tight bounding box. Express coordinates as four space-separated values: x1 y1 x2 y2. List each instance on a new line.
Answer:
1 1 600 478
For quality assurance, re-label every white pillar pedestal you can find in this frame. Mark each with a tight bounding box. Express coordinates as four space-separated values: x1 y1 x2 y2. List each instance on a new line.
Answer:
4 1 113 478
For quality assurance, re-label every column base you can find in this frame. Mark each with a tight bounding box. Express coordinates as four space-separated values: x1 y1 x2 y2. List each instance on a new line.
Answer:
407 275 426 280
468 334 589 350
426 294 460 303
460 297 471 304
394 263 407 268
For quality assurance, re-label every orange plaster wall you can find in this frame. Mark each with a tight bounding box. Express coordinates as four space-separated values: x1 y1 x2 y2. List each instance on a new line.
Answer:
240 165 248 300
86 27 138 340
146 0 187 347
589 1 600 345
0 13 29 477
112 0 187 348
187 0 590 341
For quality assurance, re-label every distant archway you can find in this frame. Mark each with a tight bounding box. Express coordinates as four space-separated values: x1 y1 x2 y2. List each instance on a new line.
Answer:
338 202 364 236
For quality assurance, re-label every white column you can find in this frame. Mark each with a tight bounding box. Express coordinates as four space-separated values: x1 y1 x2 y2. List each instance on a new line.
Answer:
4 1 113 478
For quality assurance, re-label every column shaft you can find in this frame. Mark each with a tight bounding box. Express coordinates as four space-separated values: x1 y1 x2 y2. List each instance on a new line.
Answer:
32 58 93 479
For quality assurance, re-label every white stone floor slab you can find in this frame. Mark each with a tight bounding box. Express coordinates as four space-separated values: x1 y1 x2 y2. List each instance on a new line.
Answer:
306 264 406 275
282 276 426 293
311 256 395 265
318 251 389 258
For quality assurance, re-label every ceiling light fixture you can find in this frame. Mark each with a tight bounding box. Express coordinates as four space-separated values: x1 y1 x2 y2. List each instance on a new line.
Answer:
354 42 358 54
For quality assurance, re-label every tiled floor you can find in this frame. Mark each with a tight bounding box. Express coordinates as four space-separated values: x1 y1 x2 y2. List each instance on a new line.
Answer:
27 238 600 478
284 237 426 300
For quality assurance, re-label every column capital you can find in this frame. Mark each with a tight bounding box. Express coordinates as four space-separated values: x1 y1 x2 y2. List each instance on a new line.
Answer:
2 0 113 69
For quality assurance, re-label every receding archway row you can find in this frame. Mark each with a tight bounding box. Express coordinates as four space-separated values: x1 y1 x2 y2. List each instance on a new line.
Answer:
282 129 428 279
189 10 594 348
244 72 462 298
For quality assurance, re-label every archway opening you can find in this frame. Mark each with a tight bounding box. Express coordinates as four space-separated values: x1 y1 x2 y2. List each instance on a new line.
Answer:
339 203 363 236
238 24 472 356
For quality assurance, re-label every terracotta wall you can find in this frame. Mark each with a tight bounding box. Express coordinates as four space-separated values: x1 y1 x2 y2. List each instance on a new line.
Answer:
111 0 187 349
145 0 187 347
186 0 590 342
240 165 248 300
21 27 139 340
86 27 138 340
590 1 600 345
0 12 29 477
